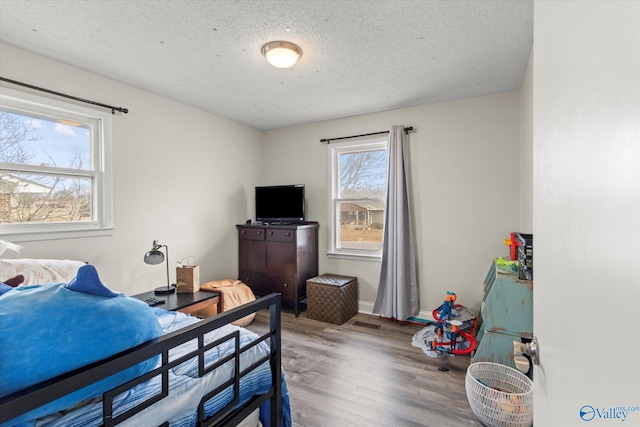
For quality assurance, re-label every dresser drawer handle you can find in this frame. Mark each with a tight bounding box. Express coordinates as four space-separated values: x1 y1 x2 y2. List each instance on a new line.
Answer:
242 230 246 234
257 231 262 235
286 232 291 236
283 283 288 288
269 231 274 235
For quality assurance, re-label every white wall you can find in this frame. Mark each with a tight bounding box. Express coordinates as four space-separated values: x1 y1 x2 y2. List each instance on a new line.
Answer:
262 92 521 315
0 43 523 316
533 1 640 424
519 49 534 233
0 43 263 294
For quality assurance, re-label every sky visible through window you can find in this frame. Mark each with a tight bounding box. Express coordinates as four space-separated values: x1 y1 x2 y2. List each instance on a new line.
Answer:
339 149 386 198
1 108 94 224
336 146 387 253
1 90 114 232
1 109 91 170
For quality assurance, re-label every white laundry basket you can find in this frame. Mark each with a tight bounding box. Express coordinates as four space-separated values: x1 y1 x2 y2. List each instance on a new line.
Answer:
465 362 533 427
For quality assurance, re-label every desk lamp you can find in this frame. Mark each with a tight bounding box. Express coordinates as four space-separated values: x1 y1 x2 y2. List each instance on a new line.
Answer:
144 240 176 294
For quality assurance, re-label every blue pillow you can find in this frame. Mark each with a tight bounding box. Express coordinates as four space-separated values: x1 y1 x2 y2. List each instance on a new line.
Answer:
66 264 121 297
0 272 163 425
0 282 11 296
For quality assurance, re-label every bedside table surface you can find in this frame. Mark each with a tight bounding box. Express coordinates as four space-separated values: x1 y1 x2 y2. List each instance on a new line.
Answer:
131 290 221 312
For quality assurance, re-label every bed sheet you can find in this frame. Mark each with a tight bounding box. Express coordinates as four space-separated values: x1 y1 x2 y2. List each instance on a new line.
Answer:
28 308 291 427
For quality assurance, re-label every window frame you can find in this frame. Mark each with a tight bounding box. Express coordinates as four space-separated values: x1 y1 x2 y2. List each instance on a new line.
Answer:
327 136 387 261
0 86 113 242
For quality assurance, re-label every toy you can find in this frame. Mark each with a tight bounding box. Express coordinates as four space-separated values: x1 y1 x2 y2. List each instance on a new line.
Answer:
504 232 520 260
411 291 478 370
433 291 458 338
494 257 519 275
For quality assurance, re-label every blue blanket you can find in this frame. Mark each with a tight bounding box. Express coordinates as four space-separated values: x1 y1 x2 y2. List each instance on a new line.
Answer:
3 308 291 427
0 267 163 426
0 265 291 427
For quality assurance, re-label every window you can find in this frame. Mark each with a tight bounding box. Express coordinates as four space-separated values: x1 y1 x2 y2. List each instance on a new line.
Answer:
0 87 113 242
328 136 387 260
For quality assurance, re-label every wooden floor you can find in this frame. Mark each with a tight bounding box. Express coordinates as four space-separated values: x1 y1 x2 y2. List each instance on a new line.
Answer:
247 309 483 427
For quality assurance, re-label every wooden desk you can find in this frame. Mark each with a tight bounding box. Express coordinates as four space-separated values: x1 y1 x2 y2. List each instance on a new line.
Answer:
131 290 223 317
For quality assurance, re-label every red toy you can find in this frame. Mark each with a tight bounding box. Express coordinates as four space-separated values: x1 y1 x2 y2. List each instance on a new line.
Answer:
411 291 478 371
504 232 520 261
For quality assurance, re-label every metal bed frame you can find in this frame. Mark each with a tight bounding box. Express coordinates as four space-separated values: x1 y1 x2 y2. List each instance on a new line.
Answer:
0 293 282 427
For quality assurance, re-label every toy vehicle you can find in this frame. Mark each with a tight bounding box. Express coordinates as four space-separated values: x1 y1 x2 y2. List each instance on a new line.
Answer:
411 291 478 369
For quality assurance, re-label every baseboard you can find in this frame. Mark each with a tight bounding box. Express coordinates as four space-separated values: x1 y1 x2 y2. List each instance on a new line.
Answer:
358 301 436 322
358 301 375 314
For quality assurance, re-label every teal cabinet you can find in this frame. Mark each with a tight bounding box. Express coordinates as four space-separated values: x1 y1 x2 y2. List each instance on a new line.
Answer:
472 262 533 371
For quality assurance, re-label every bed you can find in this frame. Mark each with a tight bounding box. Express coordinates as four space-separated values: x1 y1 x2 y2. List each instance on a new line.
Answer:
0 260 291 427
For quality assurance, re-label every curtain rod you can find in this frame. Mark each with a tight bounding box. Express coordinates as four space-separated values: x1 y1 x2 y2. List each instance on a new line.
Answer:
0 77 129 115
320 126 414 144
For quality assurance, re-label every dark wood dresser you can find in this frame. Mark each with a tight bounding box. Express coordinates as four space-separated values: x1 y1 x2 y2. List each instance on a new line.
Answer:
237 222 318 316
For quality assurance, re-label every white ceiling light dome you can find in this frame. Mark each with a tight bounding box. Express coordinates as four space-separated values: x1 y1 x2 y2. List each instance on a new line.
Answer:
261 41 302 68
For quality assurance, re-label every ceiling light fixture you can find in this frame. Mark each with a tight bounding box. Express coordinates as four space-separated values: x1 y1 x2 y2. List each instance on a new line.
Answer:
261 41 302 68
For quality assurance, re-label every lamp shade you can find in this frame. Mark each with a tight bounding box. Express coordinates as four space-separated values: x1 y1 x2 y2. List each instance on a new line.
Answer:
143 249 164 265
143 240 175 295
262 41 302 68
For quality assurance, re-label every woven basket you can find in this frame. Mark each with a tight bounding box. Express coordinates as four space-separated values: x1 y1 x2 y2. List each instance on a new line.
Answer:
465 362 533 427
306 274 357 324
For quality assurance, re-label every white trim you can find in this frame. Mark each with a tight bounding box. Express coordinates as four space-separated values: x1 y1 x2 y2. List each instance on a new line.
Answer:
358 300 376 314
0 227 114 242
327 136 387 259
0 86 114 241
358 300 436 322
326 251 381 262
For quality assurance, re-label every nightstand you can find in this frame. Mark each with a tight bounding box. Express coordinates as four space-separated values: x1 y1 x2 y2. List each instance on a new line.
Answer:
132 290 223 317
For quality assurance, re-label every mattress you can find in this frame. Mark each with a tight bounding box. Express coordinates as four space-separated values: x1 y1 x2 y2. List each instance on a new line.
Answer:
23 308 291 427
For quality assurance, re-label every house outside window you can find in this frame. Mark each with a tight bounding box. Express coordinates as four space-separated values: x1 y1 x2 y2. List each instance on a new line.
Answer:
327 136 387 260
0 87 113 242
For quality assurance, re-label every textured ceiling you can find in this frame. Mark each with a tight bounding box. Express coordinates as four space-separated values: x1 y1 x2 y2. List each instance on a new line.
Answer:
0 0 533 131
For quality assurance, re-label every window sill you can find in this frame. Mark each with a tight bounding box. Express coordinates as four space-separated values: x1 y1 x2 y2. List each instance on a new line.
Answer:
0 226 114 243
326 251 381 262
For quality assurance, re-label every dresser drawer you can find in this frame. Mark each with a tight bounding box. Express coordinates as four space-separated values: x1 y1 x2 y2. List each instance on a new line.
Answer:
238 271 265 290
240 271 295 299
265 275 296 299
239 228 266 241
266 229 294 242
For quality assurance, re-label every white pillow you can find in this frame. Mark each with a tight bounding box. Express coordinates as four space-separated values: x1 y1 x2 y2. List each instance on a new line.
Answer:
0 258 86 285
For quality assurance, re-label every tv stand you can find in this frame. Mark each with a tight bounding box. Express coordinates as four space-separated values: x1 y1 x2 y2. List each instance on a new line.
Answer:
261 221 290 226
260 220 308 226
237 222 318 317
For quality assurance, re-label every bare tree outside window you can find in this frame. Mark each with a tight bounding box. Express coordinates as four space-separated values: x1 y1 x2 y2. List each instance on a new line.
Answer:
1 87 112 241
335 146 387 252
339 150 386 198
0 109 93 224
0 111 37 164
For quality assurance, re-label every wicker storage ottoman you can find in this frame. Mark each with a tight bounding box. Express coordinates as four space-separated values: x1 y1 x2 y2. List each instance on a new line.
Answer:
306 274 358 324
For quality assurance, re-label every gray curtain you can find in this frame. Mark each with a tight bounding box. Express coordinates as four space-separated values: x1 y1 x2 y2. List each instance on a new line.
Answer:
373 125 419 320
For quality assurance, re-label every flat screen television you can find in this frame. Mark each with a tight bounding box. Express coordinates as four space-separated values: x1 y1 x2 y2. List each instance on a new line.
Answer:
255 184 305 224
